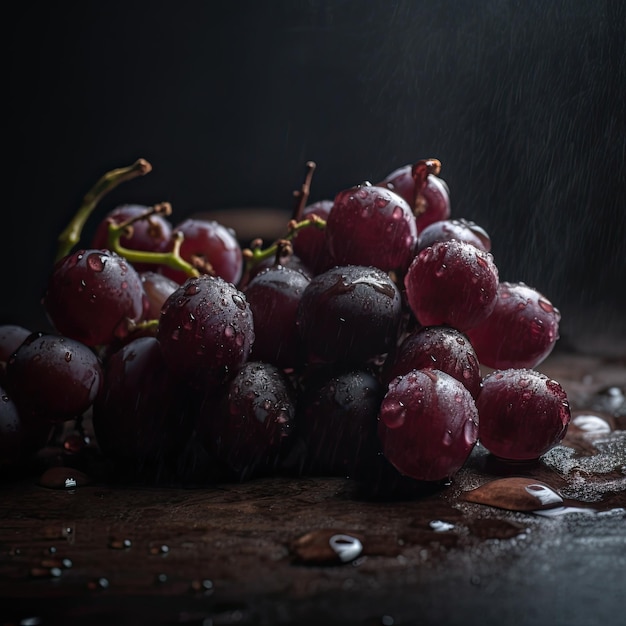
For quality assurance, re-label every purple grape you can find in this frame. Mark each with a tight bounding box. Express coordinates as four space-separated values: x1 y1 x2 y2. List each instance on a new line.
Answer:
291 199 334 275
378 369 479 482
91 204 173 271
92 336 194 473
297 368 384 476
160 218 243 286
296 265 402 366
477 368 571 461
325 183 418 274
243 265 310 370
6 332 103 424
404 239 499 332
157 274 255 390
42 249 147 347
195 361 297 480
417 218 491 253
377 159 451 233
139 271 180 320
0 324 31 385
385 326 481 399
466 282 561 369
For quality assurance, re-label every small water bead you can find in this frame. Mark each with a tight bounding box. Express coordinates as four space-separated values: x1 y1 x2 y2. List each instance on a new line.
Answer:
109 538 132 549
429 520 455 532
87 253 106 272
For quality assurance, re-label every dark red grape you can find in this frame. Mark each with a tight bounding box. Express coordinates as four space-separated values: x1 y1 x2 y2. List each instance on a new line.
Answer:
296 265 402 366
0 324 31 385
476 369 571 461
404 239 499 332
291 199 334 275
157 274 255 390
91 204 173 271
417 218 491 253
42 249 147 347
466 282 561 369
385 326 481 398
6 332 103 424
325 183 418 274
160 218 243 285
243 265 310 370
92 336 194 471
378 369 479 482
139 271 180 319
195 361 297 480
377 160 451 232
297 369 384 476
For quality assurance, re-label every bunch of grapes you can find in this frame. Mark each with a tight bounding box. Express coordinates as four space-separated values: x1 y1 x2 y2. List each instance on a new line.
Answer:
0 157 569 494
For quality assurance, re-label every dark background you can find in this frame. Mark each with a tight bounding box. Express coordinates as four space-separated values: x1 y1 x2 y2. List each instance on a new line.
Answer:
4 0 625 357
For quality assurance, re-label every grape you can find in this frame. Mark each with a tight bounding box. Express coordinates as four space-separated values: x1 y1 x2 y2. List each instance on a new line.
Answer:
377 160 451 232
195 361 297 480
384 326 481 399
139 271 180 320
377 369 479 482
417 218 491 253
324 183 418 274
160 218 244 286
243 265 310 370
92 336 194 472
291 199 334 275
476 369 571 461
297 368 384 476
296 265 402 366
6 332 103 424
42 249 147 347
404 239 499 332
466 281 561 369
157 274 255 390
0 324 31 385
91 204 173 271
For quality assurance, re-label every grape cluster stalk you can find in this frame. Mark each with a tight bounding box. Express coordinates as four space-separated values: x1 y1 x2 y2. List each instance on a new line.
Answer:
0 157 569 493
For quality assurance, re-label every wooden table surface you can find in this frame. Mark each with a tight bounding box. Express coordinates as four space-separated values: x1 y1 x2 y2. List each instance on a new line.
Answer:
1 349 625 626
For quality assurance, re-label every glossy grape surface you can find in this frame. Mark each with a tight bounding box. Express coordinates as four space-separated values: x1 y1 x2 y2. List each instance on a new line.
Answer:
296 265 402 366
467 282 561 369
385 326 481 398
417 218 491 253
157 275 255 390
244 265 310 369
42 249 147 347
291 199 334 275
6 332 103 423
477 368 571 461
404 239 499 331
196 361 297 480
325 183 418 274
161 218 244 285
378 369 479 482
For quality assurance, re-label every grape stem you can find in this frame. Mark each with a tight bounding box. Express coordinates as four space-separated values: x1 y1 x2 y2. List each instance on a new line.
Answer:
291 161 317 222
55 159 153 262
242 215 326 268
107 223 200 278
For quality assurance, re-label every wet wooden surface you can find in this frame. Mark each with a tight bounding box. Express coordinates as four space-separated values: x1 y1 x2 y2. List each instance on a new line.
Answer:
1 349 625 626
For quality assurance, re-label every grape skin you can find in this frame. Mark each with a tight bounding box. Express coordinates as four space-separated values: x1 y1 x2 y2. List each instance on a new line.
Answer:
404 239 499 332
378 369 479 482
157 274 255 390
296 265 402 366
6 332 103 424
42 249 147 347
477 368 571 461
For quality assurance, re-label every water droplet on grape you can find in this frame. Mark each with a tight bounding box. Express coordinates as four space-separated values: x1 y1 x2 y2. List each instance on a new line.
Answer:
87 253 106 272
232 294 247 310
538 297 554 313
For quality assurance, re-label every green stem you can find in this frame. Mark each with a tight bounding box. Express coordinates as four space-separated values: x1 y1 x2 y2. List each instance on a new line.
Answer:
107 226 200 278
55 158 153 262
243 215 326 270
